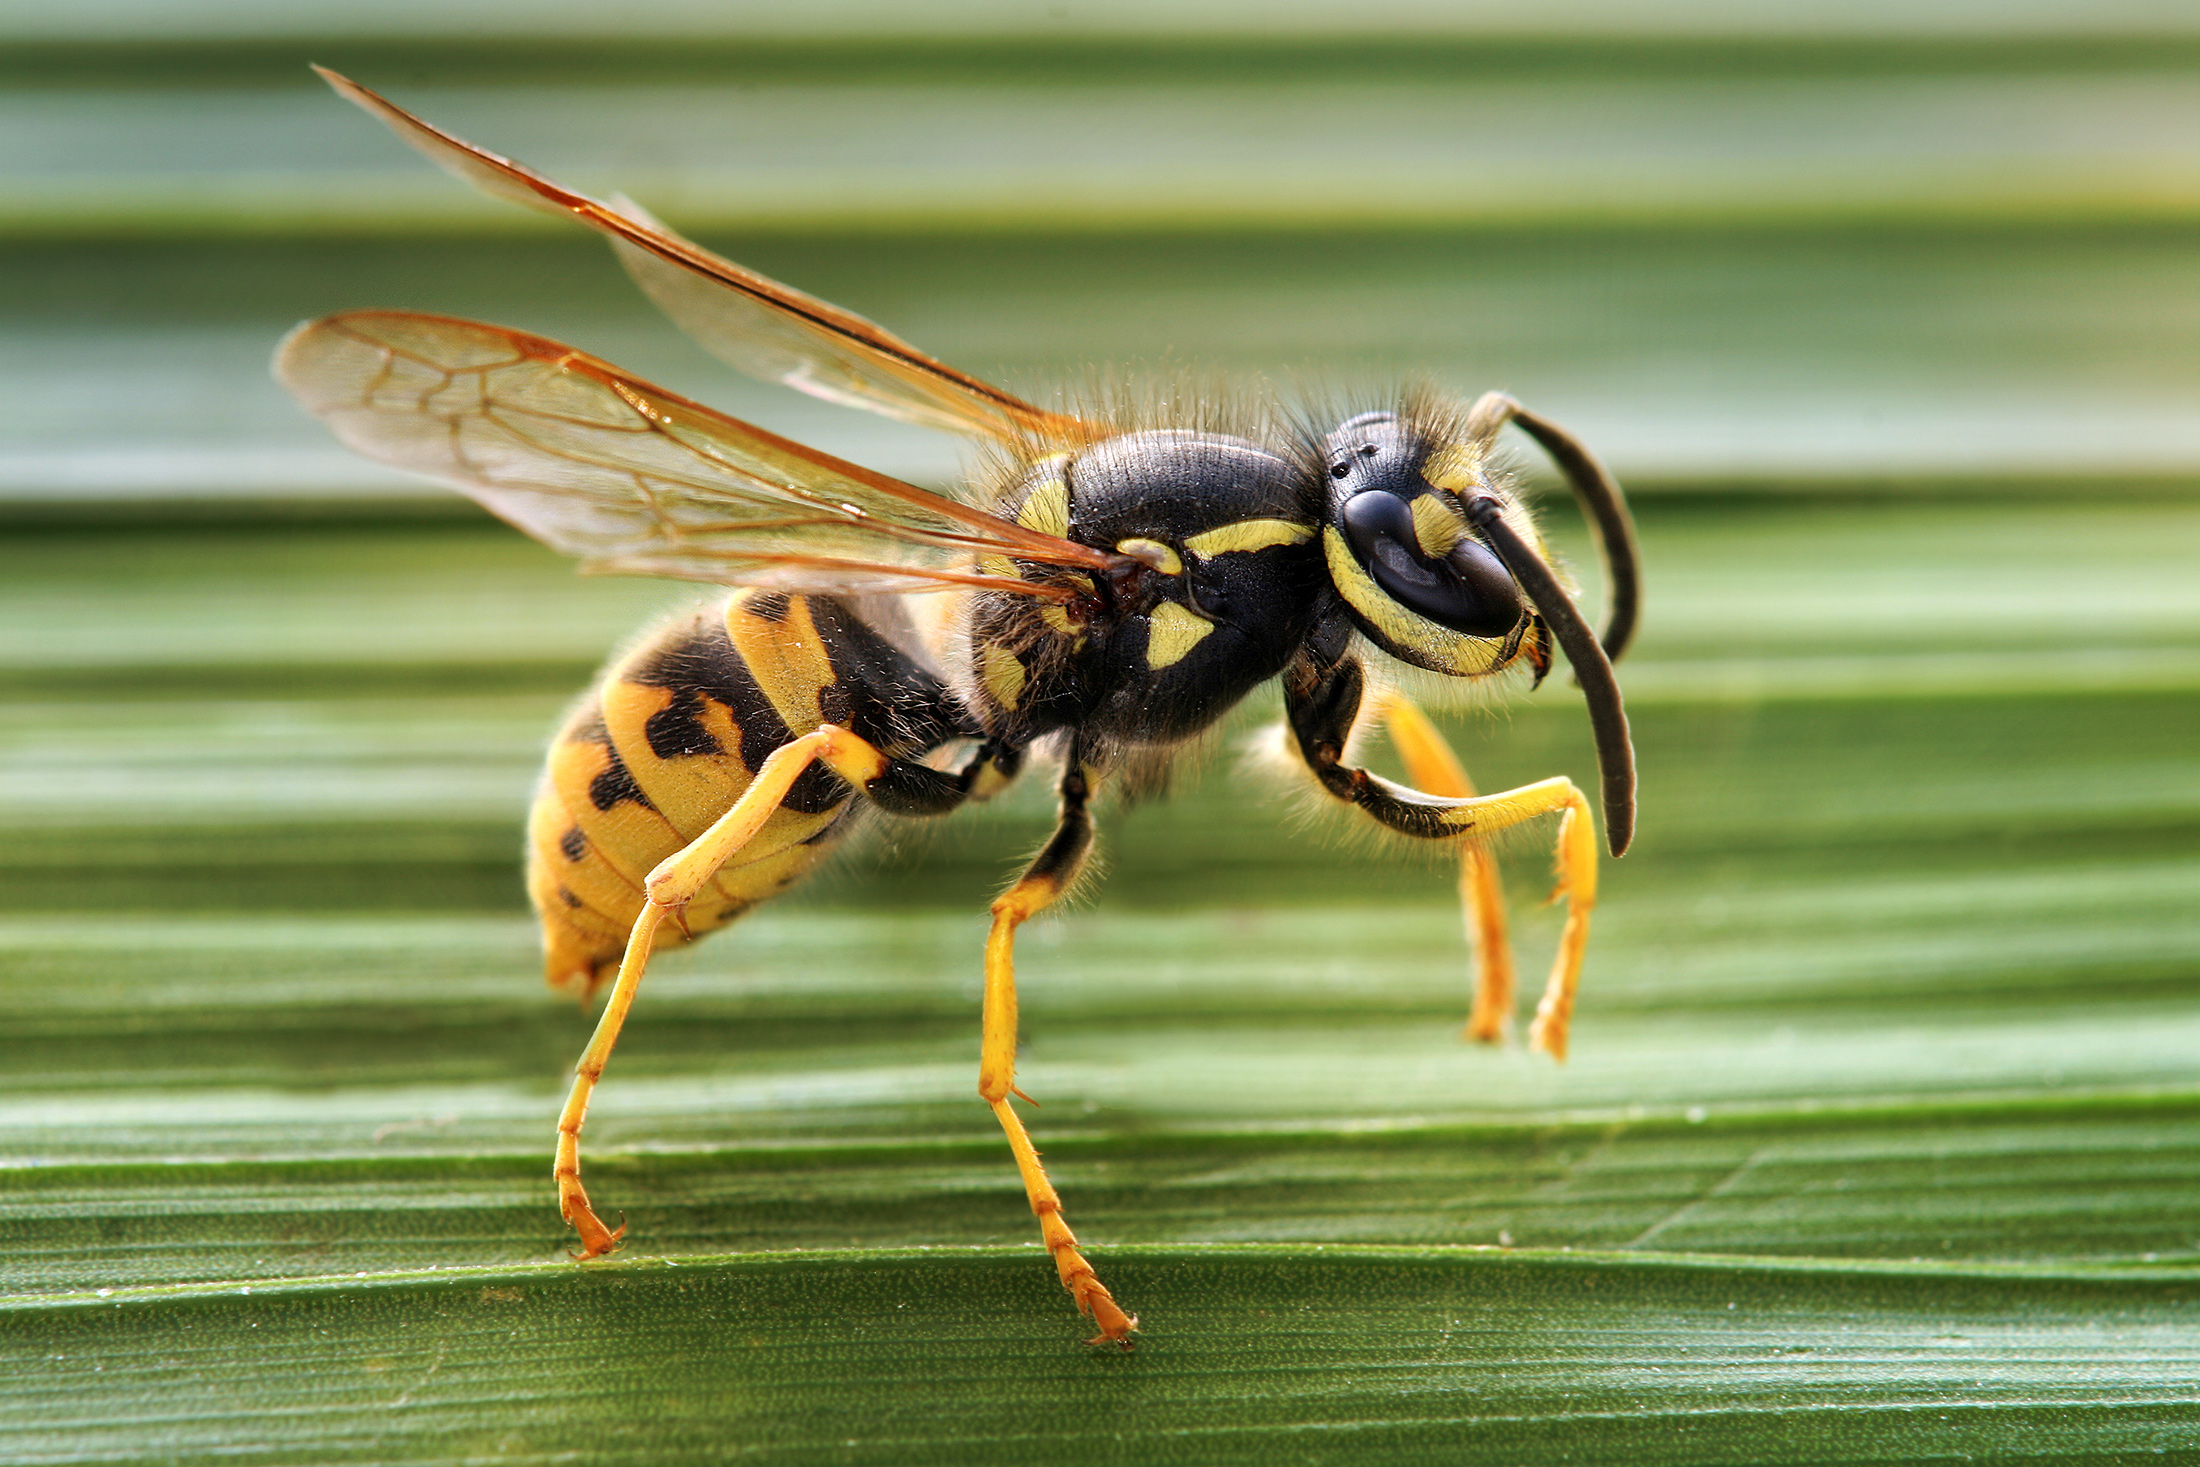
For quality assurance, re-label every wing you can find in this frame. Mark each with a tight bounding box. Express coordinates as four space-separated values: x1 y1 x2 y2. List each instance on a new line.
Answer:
274 310 1117 599
315 67 1091 447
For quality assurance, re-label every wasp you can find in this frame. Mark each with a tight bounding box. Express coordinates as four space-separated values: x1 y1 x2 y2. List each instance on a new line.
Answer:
276 70 1640 1347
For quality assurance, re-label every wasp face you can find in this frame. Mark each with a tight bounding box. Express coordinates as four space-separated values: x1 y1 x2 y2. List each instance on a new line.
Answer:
1318 411 1539 679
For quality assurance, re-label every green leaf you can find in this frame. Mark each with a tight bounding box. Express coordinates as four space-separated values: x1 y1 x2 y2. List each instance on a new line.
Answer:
6 488 2198 1459
4 27 2199 1462
10 1251 2200 1464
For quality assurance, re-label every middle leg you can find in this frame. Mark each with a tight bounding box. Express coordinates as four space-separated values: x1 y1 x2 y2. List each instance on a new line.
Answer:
554 723 972 1257
977 754 1137 1346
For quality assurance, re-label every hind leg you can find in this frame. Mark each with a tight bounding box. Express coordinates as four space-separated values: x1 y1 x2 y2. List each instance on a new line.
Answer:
554 724 971 1255
975 756 1137 1345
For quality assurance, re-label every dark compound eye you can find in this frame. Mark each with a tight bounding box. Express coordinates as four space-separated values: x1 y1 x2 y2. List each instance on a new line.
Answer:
1337 490 1525 639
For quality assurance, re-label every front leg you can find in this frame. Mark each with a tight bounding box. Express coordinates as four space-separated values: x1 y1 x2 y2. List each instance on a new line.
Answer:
1285 654 1599 1060
978 753 1136 1347
1379 692 1518 1045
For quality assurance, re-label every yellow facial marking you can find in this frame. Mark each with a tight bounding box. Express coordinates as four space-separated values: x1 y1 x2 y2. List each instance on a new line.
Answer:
1015 476 1071 539
1115 538 1184 576
1183 518 1313 559
1421 444 1483 493
1409 493 1466 559
1144 601 1214 670
982 645 1028 708
1321 526 1507 678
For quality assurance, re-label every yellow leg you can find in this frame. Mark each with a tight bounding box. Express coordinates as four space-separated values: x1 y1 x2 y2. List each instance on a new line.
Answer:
977 771 1136 1347
1529 792 1599 1062
1380 695 1518 1043
553 724 889 1258
1406 774 1596 1062
1357 772 1598 1063
1289 655 1604 1061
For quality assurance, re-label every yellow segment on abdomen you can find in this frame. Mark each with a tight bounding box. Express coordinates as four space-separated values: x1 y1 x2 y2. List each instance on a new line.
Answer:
527 598 862 992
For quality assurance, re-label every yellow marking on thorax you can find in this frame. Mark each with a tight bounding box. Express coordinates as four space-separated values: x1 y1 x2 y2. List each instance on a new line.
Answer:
1183 518 1313 559
1038 602 1085 641
982 645 1028 708
1409 493 1466 558
1145 601 1214 670
1420 444 1483 493
968 758 1017 800
725 591 834 733
1015 473 1071 539
1115 537 1183 575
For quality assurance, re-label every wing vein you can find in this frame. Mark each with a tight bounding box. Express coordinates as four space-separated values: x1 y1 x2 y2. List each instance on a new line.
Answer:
273 310 1118 603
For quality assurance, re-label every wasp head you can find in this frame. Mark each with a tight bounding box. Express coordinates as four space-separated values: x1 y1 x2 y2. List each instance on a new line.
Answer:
1317 410 1548 680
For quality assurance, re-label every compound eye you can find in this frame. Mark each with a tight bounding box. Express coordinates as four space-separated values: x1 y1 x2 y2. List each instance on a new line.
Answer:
1337 490 1524 639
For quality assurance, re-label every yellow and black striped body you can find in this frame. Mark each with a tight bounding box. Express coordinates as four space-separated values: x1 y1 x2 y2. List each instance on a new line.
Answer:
527 589 980 993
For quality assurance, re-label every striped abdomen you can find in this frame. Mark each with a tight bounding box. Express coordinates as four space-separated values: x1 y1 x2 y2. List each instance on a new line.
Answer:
526 590 978 993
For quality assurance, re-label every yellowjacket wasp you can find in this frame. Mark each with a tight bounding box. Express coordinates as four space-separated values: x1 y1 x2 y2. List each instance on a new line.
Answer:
277 69 1640 1347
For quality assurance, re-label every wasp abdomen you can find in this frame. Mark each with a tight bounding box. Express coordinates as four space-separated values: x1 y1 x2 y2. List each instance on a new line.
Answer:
526 590 974 993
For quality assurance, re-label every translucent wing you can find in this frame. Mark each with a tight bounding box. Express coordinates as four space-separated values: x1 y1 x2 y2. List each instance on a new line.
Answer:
316 67 1091 447
275 310 1116 598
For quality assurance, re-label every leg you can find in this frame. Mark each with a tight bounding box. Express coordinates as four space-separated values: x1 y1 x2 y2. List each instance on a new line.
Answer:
555 723 969 1256
978 757 1137 1346
1379 693 1517 1044
1288 655 1599 1060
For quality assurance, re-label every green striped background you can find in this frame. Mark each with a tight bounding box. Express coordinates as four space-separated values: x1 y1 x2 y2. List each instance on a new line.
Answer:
2 8 2196 1462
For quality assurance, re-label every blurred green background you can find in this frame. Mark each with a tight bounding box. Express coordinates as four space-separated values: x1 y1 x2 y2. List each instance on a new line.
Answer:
3 3 2197 1462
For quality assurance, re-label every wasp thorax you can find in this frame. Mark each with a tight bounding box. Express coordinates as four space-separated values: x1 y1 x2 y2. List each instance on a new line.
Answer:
1319 411 1531 677
983 429 1321 745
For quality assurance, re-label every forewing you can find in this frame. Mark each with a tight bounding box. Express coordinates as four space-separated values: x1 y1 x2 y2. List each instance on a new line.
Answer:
317 67 1089 446
274 311 1113 597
